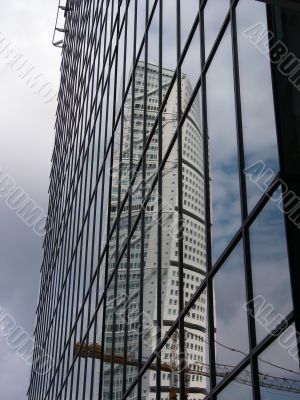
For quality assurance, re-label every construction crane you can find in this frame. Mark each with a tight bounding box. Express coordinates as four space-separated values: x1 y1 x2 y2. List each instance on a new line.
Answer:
74 340 300 397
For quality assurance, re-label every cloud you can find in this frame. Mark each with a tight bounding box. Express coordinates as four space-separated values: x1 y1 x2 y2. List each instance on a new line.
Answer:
0 342 31 400
0 0 61 398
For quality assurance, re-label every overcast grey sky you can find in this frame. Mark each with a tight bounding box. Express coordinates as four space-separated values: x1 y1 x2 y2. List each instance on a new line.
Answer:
0 1 61 398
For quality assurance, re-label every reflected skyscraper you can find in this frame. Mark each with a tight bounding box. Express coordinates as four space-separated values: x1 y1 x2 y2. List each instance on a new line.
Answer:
103 62 207 399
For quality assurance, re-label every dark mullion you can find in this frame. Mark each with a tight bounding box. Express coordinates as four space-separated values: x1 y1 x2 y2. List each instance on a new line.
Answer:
36 247 53 398
88 39 108 400
109 2 128 399
107 2 129 398
56 42 90 390
49 215 70 399
175 0 186 398
199 0 217 395
54 194 74 398
137 1 149 398
156 0 163 398
74 76 94 400
90 2 121 398
42 231 61 397
63 192 80 400
230 3 261 399
80 3 104 396
50 140 78 400
63 65 88 399
122 0 138 395
79 7 110 400
67 12 92 396
86 1 115 397
62 3 101 397
72 150 91 400
68 11 94 396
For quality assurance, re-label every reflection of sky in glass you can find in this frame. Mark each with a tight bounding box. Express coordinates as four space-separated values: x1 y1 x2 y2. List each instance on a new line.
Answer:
259 325 300 400
180 0 199 47
217 367 253 400
236 0 279 211
181 24 201 106
162 0 177 70
206 27 241 262
250 188 293 343
214 242 249 377
204 0 230 58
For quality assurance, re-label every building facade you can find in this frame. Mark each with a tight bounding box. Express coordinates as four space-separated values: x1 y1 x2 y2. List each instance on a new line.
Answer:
28 1 300 400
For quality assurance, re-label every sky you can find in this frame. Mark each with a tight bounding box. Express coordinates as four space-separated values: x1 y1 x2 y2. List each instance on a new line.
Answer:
0 1 298 399
0 1 61 398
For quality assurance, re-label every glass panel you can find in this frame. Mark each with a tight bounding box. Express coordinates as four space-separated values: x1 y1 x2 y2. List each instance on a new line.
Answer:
258 324 300 400
250 189 293 343
214 242 249 379
123 229 141 396
163 0 177 71
184 313 209 399
136 0 146 52
160 334 180 399
236 0 279 211
217 366 253 400
181 26 202 112
102 253 127 400
141 180 159 363
204 0 230 59
206 27 241 263
125 0 136 80
180 0 199 48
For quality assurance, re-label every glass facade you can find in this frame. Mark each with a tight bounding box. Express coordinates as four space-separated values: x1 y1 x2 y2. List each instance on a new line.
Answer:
28 1 300 399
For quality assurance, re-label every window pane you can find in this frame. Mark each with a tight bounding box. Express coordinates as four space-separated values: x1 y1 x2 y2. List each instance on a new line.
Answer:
236 0 279 211
217 366 253 400
250 188 293 343
204 0 230 58
206 27 241 262
213 242 249 380
258 324 300 400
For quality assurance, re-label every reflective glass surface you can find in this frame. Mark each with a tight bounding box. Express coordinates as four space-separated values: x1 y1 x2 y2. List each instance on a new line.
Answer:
28 1 300 400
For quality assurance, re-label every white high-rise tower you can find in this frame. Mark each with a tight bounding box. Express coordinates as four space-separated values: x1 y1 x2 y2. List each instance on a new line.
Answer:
103 62 207 400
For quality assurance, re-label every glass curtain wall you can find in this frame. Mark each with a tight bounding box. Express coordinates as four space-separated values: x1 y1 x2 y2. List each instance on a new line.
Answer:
28 1 300 400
